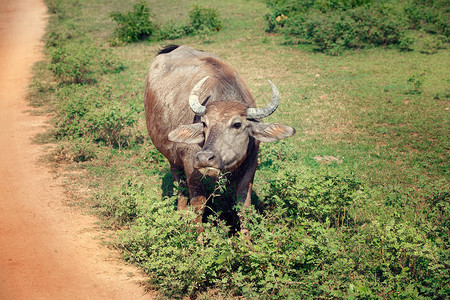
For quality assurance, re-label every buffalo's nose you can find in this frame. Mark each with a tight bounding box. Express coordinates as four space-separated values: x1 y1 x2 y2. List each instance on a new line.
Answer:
196 151 215 165
195 151 220 168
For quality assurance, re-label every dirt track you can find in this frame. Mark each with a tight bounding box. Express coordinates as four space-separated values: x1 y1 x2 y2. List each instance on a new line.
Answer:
0 0 152 299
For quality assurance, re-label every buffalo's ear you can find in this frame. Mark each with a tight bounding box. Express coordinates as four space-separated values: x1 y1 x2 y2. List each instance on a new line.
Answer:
251 122 296 143
168 123 204 144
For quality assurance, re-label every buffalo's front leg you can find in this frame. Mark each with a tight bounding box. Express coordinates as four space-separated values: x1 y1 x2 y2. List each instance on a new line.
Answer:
236 180 253 239
236 157 257 240
185 166 207 227
170 164 188 211
236 181 253 209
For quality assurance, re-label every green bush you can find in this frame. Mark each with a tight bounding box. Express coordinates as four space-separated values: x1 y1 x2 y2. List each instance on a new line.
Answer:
153 5 222 41
112 4 222 43
49 41 125 83
405 0 449 37
188 4 223 33
52 85 140 152
265 0 448 54
86 104 138 149
108 159 449 298
49 42 96 84
263 165 365 227
67 137 98 162
93 177 146 226
46 20 84 48
45 0 80 19
153 21 192 41
110 1 157 43
46 0 63 14
114 166 364 298
53 85 93 138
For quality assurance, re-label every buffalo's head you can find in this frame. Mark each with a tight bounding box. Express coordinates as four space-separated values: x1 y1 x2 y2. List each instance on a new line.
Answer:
168 76 295 176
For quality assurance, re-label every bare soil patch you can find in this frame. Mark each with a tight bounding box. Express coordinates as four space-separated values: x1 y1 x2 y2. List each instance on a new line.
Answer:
0 1 151 299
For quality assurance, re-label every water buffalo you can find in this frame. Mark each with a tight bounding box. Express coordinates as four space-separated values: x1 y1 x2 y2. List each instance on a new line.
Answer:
144 45 295 231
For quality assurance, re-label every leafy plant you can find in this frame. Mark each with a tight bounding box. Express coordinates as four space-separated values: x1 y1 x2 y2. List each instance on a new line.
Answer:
49 42 96 84
406 72 426 95
111 3 222 43
110 1 157 43
48 39 124 84
153 21 192 41
265 0 447 54
53 85 93 138
86 104 138 149
67 137 98 162
112 167 448 299
152 5 223 41
263 165 365 227
405 0 449 37
188 4 222 33
51 84 141 154
46 0 63 14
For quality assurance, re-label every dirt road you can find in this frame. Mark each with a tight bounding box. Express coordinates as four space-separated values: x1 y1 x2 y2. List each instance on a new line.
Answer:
0 0 151 299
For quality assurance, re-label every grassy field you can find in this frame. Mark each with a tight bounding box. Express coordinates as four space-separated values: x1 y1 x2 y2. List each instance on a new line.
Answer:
32 0 449 298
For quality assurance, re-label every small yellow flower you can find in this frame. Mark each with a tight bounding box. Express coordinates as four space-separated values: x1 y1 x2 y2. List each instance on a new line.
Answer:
276 14 288 22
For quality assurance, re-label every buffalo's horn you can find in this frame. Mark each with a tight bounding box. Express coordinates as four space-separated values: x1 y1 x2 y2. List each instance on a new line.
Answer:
189 76 209 115
246 80 280 119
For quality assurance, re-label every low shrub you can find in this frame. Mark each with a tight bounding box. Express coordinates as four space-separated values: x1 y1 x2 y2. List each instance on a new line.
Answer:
53 85 93 138
154 5 222 41
265 0 448 54
27 61 55 108
405 0 449 37
46 0 63 15
111 4 222 43
110 1 157 43
153 21 192 41
49 42 97 84
263 165 365 227
52 85 141 152
93 177 146 226
415 33 447 54
188 4 223 33
114 165 360 298
67 137 98 162
45 0 80 19
109 159 449 298
48 39 124 84
86 104 138 149
46 21 84 48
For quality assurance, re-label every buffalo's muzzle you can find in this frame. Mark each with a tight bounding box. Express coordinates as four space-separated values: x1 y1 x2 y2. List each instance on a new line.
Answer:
195 150 222 176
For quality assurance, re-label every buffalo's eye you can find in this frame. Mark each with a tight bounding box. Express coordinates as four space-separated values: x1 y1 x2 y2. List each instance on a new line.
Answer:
232 122 242 129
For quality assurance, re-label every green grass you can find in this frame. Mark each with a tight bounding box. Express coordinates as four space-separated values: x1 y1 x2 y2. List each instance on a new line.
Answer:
32 0 450 298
